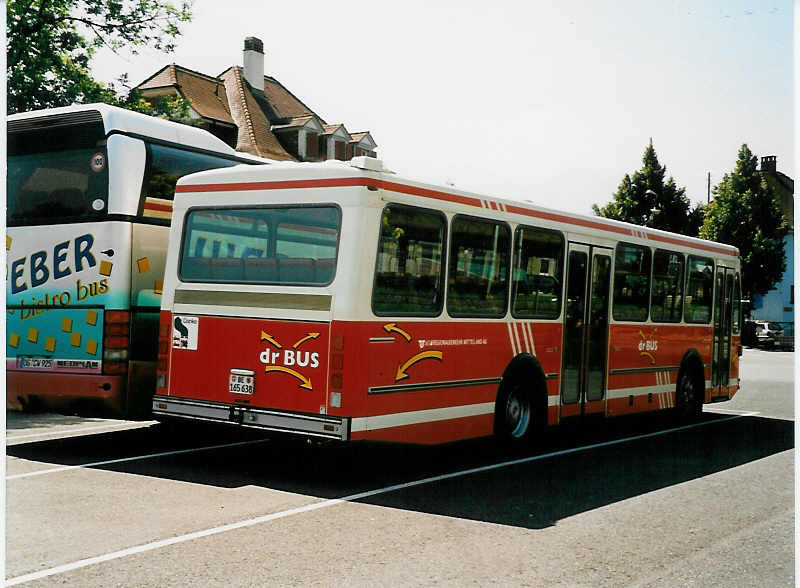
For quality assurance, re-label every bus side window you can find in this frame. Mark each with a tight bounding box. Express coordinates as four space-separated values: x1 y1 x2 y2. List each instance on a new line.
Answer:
140 143 240 219
511 226 563 319
447 216 511 318
650 249 685 323
372 205 446 316
612 243 651 322
684 255 714 324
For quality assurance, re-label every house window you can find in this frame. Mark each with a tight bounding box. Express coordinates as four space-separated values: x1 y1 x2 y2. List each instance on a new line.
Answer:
335 140 346 161
305 132 319 159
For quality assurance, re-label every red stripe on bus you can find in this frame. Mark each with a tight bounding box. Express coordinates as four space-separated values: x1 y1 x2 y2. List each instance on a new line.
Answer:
175 177 737 256
144 202 173 212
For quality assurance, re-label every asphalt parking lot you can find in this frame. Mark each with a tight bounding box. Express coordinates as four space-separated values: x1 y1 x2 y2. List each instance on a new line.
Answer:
5 347 795 586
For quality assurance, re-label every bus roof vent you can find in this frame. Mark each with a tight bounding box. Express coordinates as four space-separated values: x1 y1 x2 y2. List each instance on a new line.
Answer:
350 156 386 173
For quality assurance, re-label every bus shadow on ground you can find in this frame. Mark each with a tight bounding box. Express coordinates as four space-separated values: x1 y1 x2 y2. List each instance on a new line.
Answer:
7 411 794 529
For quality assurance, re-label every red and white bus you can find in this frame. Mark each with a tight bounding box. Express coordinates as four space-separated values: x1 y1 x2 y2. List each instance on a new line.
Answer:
153 157 742 444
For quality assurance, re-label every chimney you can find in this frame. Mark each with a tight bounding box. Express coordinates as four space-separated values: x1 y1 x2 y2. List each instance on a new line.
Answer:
243 36 264 91
761 155 777 173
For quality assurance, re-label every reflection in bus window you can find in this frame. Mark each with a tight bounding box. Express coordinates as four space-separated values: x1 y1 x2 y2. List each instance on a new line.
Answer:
650 249 685 323
447 216 510 318
142 143 239 202
511 226 563 319
372 205 445 315
612 243 651 322
684 255 714 323
180 206 340 285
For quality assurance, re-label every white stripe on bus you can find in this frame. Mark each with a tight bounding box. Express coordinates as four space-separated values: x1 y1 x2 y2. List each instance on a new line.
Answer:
350 402 495 433
519 322 531 354
512 323 523 354
524 322 536 356
506 322 517 356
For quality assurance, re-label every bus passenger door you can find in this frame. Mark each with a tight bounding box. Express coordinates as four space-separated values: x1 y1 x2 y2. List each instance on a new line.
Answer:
712 266 734 398
561 244 612 419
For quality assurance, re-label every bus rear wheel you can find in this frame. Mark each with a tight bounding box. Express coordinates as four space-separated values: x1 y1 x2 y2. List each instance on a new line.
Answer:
495 379 537 448
675 367 702 423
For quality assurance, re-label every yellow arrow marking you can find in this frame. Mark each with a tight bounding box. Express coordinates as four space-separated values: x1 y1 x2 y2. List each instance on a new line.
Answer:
383 323 411 342
395 350 443 382
260 331 282 349
640 351 656 365
264 365 312 390
293 332 320 349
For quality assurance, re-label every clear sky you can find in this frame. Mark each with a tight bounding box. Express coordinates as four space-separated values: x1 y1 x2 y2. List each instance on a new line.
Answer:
90 0 793 215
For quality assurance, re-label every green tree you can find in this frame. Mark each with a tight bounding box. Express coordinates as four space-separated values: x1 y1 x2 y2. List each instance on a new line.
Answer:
593 139 703 235
7 0 192 115
700 144 788 300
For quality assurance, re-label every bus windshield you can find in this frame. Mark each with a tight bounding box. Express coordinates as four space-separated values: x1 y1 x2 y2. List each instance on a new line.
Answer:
8 121 109 224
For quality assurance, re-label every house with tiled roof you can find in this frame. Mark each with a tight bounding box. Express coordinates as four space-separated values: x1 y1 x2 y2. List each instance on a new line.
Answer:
135 36 377 162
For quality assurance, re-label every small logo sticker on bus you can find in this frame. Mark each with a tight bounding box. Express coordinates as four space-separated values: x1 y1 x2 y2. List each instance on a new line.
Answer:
90 152 105 173
173 316 199 350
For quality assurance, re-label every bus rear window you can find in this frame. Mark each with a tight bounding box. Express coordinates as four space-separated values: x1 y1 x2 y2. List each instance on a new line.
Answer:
179 206 341 286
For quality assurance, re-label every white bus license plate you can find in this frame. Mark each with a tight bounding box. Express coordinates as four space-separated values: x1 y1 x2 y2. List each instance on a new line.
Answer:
229 372 254 395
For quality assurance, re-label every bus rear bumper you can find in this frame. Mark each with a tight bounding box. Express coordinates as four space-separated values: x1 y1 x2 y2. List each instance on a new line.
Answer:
7 371 124 413
152 395 349 441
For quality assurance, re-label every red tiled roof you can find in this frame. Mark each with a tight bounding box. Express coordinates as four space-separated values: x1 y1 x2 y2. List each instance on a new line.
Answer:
221 67 293 160
262 76 317 121
137 64 233 124
133 55 377 161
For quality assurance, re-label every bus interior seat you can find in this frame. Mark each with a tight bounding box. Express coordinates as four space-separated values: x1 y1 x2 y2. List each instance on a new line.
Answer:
181 257 211 280
210 257 244 280
315 258 335 283
280 258 315 283
244 257 279 282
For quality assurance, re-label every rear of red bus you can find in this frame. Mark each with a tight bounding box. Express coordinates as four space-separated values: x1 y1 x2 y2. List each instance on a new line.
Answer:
153 199 348 440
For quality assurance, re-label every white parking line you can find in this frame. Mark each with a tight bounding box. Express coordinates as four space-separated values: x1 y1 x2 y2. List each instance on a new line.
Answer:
5 412 756 586
7 421 156 442
6 439 270 480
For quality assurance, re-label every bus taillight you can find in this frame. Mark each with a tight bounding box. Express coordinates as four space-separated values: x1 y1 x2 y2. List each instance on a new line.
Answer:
103 311 130 375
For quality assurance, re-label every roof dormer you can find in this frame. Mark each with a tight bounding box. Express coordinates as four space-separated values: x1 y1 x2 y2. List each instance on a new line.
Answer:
348 131 378 159
321 124 351 161
271 115 325 161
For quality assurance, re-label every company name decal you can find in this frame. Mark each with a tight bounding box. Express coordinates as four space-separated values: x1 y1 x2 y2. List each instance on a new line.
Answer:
638 328 659 364
10 234 101 295
258 330 320 390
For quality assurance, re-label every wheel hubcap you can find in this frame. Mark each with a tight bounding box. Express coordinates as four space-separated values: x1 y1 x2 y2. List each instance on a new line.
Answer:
506 388 531 438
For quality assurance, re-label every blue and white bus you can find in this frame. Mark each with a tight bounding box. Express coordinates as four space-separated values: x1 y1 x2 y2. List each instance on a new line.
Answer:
7 103 267 417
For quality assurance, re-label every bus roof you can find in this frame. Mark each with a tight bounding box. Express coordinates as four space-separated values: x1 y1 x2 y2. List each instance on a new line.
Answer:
175 157 740 259
8 103 252 157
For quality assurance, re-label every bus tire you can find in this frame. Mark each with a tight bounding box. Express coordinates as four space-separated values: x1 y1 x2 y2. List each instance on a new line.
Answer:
494 355 546 449
675 358 703 423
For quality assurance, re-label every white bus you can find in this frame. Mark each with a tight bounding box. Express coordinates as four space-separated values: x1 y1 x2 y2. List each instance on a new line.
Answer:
7 103 267 417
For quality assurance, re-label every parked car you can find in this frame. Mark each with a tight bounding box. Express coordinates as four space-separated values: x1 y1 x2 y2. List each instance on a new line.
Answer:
754 320 793 349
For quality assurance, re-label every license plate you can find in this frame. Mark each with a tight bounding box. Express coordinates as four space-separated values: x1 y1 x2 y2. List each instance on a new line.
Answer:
18 357 53 369
229 370 254 395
